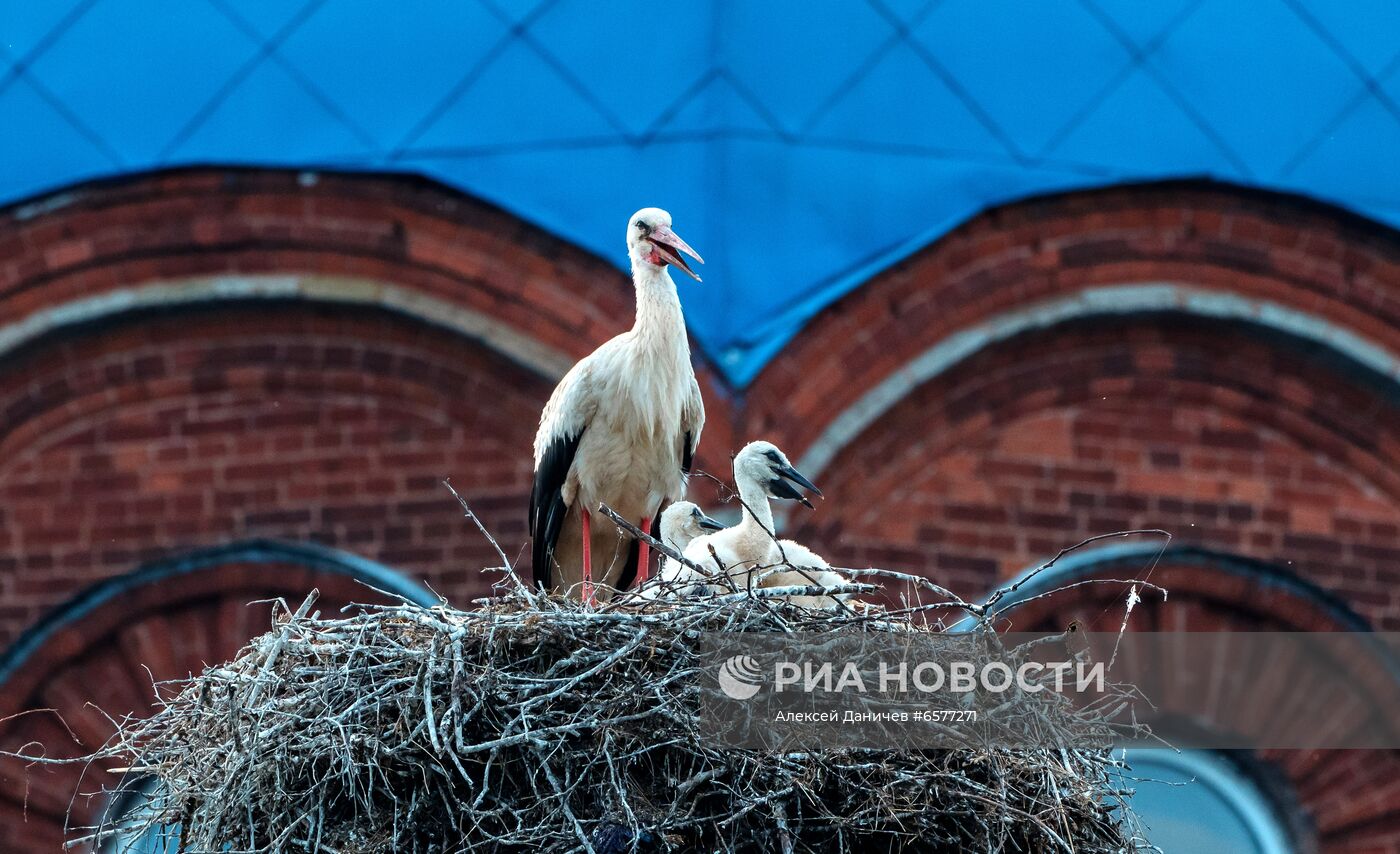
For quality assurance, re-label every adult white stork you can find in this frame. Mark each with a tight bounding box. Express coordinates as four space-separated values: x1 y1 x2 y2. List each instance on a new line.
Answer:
531 208 705 603
643 501 725 596
681 441 821 587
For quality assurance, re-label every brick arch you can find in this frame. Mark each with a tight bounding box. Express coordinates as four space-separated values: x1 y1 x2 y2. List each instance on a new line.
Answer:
0 540 421 852
0 301 557 650
748 182 1400 466
992 549 1400 854
0 168 642 376
994 545 1375 633
793 285 1400 481
793 315 1400 629
0 167 737 610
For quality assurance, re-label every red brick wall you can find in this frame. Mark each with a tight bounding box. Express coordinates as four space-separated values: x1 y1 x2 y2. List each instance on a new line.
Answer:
0 556 390 852
2 171 1400 850
746 184 1400 631
0 304 555 649
791 316 1400 628
1007 558 1400 853
0 169 637 364
749 183 1400 460
0 168 735 649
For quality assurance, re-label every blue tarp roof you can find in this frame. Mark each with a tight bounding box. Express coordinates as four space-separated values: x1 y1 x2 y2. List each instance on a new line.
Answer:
3 0 1399 384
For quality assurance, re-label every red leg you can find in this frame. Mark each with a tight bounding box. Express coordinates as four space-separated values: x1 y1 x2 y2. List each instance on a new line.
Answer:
635 516 652 586
580 507 594 605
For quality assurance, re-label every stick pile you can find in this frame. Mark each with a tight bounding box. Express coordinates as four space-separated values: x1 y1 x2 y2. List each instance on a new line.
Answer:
76 516 1158 853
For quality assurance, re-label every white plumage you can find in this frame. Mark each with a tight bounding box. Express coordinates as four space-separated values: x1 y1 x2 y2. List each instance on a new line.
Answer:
681 440 850 609
761 540 853 610
681 440 819 586
530 208 705 603
642 501 724 598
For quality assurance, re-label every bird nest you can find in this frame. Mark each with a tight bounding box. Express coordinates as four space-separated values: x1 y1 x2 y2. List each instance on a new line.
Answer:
70 511 1160 853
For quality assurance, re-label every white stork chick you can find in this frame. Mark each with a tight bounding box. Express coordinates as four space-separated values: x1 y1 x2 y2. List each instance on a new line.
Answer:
763 540 854 610
531 208 705 604
641 501 725 598
682 441 821 590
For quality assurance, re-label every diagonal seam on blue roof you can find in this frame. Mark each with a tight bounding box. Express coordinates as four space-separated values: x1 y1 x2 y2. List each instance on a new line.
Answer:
0 0 99 97
203 0 382 158
389 0 560 158
158 0 327 161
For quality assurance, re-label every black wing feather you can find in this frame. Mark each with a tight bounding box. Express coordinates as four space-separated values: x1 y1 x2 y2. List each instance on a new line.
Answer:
681 430 695 474
530 429 582 591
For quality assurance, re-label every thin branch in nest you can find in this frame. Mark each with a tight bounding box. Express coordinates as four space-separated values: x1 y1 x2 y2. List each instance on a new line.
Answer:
984 529 1171 615
443 479 537 603
32 501 1169 854
62 547 1156 853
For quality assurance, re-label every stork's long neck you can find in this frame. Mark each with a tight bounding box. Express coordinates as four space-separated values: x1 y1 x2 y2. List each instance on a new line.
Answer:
735 472 775 539
630 263 688 356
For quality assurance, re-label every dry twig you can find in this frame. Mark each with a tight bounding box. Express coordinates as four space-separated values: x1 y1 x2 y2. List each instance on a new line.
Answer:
61 508 1156 853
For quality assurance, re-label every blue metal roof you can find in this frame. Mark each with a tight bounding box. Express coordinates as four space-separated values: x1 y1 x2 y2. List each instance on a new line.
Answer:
3 1 1399 384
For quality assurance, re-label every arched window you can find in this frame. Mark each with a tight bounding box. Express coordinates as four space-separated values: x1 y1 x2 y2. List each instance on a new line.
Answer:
966 543 1396 853
97 777 178 854
1121 749 1295 854
0 540 436 850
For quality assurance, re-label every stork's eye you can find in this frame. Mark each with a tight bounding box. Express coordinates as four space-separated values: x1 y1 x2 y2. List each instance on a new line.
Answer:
764 450 782 464
636 221 649 232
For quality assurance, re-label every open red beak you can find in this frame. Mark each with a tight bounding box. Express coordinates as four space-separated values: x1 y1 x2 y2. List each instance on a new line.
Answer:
648 225 704 281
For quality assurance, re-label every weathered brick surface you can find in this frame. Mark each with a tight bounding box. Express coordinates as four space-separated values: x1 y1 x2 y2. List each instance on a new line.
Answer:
0 559 385 849
746 184 1400 639
0 304 554 650
1008 561 1400 853
2 171 1399 850
750 183 1400 460
0 169 639 365
0 168 735 651
790 316 1400 630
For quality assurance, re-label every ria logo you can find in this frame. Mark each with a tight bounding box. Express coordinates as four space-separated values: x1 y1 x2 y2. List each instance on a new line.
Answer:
717 654 765 700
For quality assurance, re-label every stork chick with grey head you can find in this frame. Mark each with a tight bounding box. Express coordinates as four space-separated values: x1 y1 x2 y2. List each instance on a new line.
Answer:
531 208 705 604
640 501 726 598
681 441 821 588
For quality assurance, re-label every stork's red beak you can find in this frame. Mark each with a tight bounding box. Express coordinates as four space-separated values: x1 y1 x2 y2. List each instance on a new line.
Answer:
648 225 704 281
